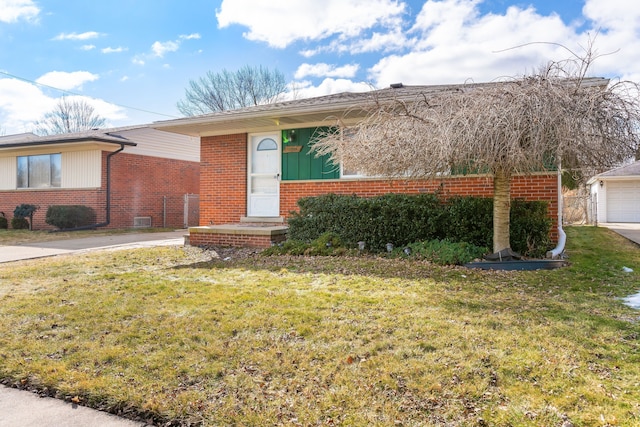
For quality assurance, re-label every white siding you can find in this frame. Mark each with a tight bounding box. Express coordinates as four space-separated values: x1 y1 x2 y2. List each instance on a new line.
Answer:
61 150 102 188
113 128 199 162
0 157 16 190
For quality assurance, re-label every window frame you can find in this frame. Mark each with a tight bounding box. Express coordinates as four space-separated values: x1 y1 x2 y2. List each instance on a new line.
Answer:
16 153 62 189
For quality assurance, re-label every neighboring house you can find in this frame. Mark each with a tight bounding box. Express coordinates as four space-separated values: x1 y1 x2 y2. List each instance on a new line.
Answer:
153 84 560 248
588 160 640 224
0 125 200 230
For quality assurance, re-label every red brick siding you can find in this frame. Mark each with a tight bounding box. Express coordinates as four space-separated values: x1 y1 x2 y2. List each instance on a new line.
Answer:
0 151 199 230
200 134 247 226
189 232 285 248
0 189 103 230
108 152 199 228
200 133 559 241
281 175 559 241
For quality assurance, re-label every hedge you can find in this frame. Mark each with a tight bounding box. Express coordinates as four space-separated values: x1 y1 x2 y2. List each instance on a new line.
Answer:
287 193 551 257
45 205 97 230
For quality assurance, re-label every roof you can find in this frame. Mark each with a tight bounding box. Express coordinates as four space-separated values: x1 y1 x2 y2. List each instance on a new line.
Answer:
152 78 609 137
591 160 640 181
0 128 139 150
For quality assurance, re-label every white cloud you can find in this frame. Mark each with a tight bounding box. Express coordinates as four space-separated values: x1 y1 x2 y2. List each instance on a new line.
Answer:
216 0 406 49
295 63 360 79
151 40 179 57
81 44 96 51
53 31 102 41
0 78 54 132
287 78 373 100
180 33 201 40
132 57 145 66
36 71 99 91
102 46 127 54
0 78 127 134
366 0 631 87
81 96 128 122
147 33 200 60
0 0 39 23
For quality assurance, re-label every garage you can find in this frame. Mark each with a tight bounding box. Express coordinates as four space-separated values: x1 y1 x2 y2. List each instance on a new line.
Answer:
606 180 640 222
589 160 640 224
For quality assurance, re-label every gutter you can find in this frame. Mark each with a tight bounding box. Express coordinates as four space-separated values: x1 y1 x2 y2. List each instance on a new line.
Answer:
56 144 126 231
546 160 566 259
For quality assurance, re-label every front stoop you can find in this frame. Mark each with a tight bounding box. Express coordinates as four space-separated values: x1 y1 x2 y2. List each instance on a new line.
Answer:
187 224 288 248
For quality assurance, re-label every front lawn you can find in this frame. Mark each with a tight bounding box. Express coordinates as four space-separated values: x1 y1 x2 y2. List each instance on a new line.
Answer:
0 226 638 426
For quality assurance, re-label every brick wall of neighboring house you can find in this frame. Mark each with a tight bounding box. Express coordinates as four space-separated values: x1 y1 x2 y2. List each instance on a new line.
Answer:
0 151 199 230
199 133 559 241
108 152 199 229
0 188 104 230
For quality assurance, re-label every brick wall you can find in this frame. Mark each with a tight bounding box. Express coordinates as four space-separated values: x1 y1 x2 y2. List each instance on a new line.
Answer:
0 188 103 230
281 175 559 241
200 134 247 226
189 232 286 248
200 133 559 241
108 152 199 228
0 151 199 230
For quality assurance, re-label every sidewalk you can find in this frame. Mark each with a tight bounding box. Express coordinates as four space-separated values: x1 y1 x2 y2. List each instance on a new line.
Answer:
0 385 147 427
0 230 187 425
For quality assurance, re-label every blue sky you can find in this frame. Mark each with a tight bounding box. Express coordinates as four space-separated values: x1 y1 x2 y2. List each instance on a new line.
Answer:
1 0 639 134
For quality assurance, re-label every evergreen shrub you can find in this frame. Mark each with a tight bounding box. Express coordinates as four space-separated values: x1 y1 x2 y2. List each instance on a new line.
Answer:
45 205 97 229
287 193 552 256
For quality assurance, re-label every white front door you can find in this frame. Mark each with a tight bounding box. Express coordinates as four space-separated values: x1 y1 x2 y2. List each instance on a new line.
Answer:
248 133 280 217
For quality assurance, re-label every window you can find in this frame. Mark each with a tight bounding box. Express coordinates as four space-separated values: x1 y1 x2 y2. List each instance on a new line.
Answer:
17 153 61 188
257 138 278 151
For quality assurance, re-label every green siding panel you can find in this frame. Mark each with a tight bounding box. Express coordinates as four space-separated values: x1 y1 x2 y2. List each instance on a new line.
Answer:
282 127 339 180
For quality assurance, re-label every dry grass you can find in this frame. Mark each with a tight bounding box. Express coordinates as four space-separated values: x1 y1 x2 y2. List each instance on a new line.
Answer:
0 226 638 426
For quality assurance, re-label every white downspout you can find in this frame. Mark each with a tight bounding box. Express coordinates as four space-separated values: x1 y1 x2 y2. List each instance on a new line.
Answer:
547 160 566 259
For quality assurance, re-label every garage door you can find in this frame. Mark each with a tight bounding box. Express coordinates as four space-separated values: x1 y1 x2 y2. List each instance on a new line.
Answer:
607 180 640 222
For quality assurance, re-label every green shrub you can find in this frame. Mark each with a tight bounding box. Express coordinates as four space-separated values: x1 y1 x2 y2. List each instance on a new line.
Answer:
11 217 29 229
0 215 8 230
443 196 493 248
287 193 552 256
13 204 38 218
262 232 350 257
401 239 488 265
45 205 97 229
510 199 552 258
288 193 443 252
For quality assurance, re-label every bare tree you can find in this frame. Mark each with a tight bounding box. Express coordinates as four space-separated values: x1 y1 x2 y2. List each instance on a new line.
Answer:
177 65 286 116
313 58 640 255
34 97 106 135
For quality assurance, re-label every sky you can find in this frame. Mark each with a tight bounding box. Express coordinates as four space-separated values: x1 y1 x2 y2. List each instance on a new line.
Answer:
1 0 639 135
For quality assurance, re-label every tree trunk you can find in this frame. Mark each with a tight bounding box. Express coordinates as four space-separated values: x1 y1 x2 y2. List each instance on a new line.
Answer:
493 169 511 253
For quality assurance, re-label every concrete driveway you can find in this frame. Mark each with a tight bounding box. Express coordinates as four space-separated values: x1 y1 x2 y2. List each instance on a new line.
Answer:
600 223 640 246
0 230 187 263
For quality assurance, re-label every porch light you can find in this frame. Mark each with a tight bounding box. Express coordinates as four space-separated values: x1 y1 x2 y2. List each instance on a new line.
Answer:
600 180 604 187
